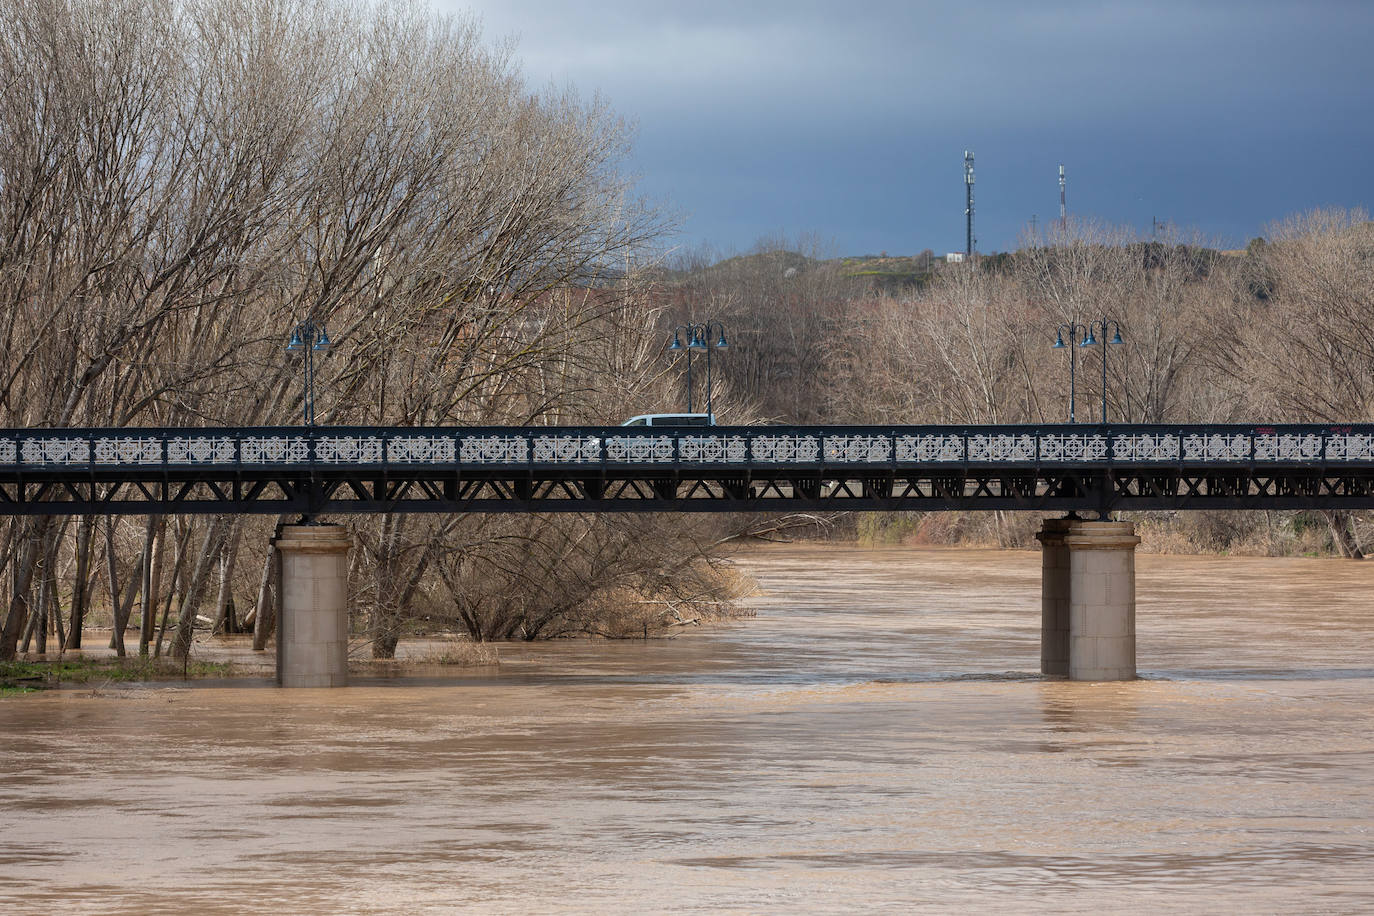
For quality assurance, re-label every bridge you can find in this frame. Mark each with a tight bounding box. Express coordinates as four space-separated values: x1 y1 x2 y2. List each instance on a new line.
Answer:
6 422 1370 688
3 423 1373 516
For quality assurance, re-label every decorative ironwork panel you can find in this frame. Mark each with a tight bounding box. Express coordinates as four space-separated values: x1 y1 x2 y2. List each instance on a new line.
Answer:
968 434 1035 462
1112 434 1180 462
20 437 91 465
167 436 236 464
533 435 601 463
314 436 384 463
0 439 15 464
751 435 821 463
605 435 674 463
1326 433 1374 462
240 436 310 463
1038 433 1108 462
896 434 964 462
94 437 162 465
679 435 748 463
459 436 529 464
1182 433 1249 462
387 436 455 463
823 435 891 463
1253 434 1322 462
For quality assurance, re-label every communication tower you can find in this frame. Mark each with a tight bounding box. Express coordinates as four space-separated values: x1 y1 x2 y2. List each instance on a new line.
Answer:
964 150 975 256
1058 164 1066 231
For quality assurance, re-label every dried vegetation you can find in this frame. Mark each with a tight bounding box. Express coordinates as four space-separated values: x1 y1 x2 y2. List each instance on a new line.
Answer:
677 216 1374 559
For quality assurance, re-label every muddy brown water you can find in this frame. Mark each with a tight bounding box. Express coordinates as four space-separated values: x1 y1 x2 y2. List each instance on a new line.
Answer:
2 545 1373 913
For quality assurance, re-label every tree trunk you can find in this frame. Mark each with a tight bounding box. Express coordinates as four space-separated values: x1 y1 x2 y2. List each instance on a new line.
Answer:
0 520 46 661
49 571 65 651
211 523 243 634
155 520 193 658
1323 510 1364 559
370 515 401 658
139 516 163 657
107 517 144 657
63 515 96 650
0 590 27 660
35 582 49 654
172 517 227 657
251 533 279 651
20 565 46 654
106 517 124 654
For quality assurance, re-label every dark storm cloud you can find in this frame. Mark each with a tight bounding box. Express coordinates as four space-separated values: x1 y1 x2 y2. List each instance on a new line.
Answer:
441 0 1374 253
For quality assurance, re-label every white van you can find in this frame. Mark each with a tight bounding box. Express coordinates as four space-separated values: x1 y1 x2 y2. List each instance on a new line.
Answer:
620 413 716 427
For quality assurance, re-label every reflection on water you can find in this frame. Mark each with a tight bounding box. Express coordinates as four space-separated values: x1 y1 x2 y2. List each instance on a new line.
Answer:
2 545 1373 913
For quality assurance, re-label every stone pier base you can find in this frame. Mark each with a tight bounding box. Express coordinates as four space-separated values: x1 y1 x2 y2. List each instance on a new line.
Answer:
274 524 351 688
1035 518 1073 677
1037 518 1140 681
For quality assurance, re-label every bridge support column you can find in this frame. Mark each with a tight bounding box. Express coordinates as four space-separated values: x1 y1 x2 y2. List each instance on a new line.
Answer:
274 524 351 688
1035 518 1074 677
1063 521 1140 681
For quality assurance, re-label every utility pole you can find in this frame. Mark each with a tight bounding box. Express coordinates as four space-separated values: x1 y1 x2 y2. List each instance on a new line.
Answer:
964 150 975 257
1058 164 1067 232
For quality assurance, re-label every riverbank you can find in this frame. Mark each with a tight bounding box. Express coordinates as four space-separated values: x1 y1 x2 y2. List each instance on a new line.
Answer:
823 508 1369 558
1 633 504 693
0 656 239 694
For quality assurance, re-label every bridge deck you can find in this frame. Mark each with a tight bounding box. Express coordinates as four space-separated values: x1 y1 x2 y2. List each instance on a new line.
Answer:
2 424 1373 515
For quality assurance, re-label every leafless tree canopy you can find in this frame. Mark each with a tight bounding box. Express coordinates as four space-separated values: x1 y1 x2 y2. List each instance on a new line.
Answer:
675 213 1373 555
0 0 744 660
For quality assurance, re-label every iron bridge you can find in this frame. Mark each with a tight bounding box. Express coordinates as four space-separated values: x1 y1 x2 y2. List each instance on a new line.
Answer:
1 423 1373 516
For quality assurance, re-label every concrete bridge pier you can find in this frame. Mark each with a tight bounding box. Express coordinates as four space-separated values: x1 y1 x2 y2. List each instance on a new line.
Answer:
274 524 351 688
1035 518 1073 677
1037 518 1140 681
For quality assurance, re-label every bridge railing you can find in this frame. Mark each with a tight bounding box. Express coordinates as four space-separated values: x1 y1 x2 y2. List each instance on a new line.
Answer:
2 424 1374 470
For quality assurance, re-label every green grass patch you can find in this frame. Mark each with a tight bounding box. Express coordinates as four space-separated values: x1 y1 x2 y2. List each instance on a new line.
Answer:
0 656 234 691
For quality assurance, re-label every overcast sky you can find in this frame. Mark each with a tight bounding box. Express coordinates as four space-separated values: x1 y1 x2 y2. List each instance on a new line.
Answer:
436 0 1374 257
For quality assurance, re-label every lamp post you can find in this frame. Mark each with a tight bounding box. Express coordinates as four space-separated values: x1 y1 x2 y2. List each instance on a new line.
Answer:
1080 317 1125 424
689 320 728 421
1052 322 1090 423
667 325 696 412
286 319 331 426
668 320 728 417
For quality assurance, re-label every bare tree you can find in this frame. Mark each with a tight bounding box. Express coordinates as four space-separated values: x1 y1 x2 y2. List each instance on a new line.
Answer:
0 0 692 661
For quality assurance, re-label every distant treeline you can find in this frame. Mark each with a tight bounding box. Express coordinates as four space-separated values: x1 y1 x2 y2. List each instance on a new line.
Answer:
656 214 1373 555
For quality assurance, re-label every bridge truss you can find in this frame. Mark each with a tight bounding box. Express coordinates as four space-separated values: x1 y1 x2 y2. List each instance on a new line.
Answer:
2 424 1373 516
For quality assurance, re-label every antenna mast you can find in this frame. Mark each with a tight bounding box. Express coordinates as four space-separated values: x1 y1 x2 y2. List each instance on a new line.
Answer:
964 150 975 256
1058 164 1066 232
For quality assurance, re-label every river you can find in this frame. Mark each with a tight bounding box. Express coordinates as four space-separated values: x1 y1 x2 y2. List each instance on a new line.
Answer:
2 545 1373 913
